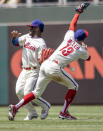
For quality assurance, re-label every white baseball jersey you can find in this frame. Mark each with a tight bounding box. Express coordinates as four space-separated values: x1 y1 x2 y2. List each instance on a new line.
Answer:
16 33 50 115
33 30 89 97
49 30 89 67
18 33 47 68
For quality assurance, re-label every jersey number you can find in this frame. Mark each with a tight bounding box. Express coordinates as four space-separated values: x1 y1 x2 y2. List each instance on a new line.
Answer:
60 44 74 56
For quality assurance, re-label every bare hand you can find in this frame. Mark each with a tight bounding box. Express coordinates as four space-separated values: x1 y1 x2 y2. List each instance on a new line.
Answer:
82 42 87 49
11 30 22 38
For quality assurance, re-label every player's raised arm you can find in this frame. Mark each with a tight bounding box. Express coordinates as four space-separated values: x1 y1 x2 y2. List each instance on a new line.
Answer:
69 12 80 31
11 30 21 46
69 2 90 31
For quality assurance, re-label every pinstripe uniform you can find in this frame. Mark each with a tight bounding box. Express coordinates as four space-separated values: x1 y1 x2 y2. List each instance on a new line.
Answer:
33 30 89 98
16 33 50 116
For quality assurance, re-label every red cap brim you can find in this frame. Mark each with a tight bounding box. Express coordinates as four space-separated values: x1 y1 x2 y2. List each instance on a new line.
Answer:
27 25 33 27
84 30 88 37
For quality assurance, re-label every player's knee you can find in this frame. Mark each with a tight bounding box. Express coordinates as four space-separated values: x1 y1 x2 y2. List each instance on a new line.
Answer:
70 83 79 91
75 83 79 91
32 90 41 98
24 90 31 96
16 90 23 99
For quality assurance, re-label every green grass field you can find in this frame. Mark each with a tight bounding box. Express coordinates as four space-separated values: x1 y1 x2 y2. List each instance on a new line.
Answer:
0 106 103 131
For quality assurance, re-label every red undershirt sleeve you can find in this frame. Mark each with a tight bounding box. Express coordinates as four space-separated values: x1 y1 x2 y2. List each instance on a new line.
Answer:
69 13 80 31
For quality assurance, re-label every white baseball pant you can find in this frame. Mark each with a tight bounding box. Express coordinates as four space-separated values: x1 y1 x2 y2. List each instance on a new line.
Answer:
32 60 79 98
16 69 50 114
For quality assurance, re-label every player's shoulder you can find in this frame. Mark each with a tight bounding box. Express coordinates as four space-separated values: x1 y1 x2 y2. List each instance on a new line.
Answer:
65 30 75 35
36 37 46 45
64 30 75 41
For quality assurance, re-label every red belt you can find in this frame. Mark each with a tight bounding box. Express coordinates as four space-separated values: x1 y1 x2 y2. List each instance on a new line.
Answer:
52 60 59 64
23 67 37 70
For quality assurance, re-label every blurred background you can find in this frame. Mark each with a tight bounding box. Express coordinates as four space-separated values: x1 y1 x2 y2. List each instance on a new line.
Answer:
0 0 103 7
0 0 103 106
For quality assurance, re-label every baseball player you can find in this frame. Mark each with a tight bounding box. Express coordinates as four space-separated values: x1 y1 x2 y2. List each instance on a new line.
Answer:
10 20 50 120
8 3 90 120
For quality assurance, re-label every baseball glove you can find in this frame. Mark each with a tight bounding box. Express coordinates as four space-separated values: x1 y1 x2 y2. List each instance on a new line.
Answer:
40 48 54 64
75 2 90 13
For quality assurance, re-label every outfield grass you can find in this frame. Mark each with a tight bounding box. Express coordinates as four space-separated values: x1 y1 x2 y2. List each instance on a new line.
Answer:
0 106 103 131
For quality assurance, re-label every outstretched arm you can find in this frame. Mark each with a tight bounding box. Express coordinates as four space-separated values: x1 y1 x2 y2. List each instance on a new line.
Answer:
69 2 90 31
69 12 80 31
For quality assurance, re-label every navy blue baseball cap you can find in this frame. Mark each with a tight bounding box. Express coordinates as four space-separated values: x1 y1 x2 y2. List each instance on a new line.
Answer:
75 29 88 41
27 19 44 32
